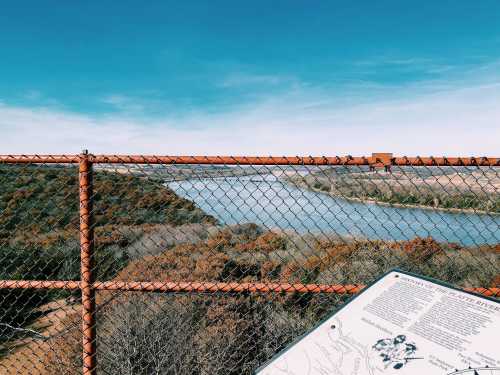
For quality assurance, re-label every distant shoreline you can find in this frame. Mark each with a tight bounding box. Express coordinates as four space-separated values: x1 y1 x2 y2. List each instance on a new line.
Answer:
286 179 498 216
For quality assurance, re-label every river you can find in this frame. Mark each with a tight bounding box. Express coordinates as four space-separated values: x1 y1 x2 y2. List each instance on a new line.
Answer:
168 174 499 246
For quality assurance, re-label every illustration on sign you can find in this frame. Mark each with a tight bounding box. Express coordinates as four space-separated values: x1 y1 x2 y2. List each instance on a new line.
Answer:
372 334 421 370
255 270 499 375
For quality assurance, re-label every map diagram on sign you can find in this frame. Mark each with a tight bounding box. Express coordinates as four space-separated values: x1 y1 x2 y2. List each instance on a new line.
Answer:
255 270 499 375
446 368 500 375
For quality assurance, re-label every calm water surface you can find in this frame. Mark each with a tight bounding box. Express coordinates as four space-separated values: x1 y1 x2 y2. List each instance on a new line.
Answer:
168 175 499 246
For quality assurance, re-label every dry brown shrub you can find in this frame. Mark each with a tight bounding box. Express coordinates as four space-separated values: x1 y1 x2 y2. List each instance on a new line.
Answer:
491 274 500 287
37 228 498 374
398 237 445 262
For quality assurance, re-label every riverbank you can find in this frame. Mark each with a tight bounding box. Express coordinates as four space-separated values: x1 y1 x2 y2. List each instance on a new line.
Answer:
286 178 499 216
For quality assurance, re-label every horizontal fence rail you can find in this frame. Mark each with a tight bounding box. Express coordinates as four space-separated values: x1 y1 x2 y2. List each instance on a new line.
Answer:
0 152 498 374
1 154 500 165
0 279 498 296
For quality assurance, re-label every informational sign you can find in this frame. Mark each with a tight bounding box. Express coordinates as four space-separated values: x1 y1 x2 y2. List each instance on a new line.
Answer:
256 270 499 375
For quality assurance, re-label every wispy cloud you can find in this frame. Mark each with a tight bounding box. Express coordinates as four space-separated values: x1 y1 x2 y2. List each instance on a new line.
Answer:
0 86 498 155
354 57 436 67
352 56 462 78
101 94 146 113
1 63 499 156
218 73 295 88
23 90 42 101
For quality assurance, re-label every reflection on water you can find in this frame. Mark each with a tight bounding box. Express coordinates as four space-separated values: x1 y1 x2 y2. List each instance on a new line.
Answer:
169 175 500 246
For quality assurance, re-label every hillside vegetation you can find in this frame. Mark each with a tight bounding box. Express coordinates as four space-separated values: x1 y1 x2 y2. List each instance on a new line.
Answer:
0 164 214 239
0 164 215 342
0 165 498 374
41 225 499 374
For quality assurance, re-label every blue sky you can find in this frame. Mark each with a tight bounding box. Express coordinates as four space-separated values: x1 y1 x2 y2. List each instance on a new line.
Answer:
1 1 499 154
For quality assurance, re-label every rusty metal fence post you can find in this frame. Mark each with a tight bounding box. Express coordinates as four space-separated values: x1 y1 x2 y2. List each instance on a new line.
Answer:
79 150 96 375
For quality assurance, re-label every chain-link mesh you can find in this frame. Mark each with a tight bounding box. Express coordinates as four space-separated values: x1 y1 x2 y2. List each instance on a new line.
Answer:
0 160 81 374
0 154 498 374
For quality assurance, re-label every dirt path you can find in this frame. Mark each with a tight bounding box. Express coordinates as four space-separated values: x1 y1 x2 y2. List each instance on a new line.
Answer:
0 299 80 375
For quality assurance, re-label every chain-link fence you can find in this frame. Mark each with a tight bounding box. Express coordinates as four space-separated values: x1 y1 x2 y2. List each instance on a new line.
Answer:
0 153 498 374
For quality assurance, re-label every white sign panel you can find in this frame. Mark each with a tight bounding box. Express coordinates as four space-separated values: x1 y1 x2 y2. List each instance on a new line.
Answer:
256 270 499 375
